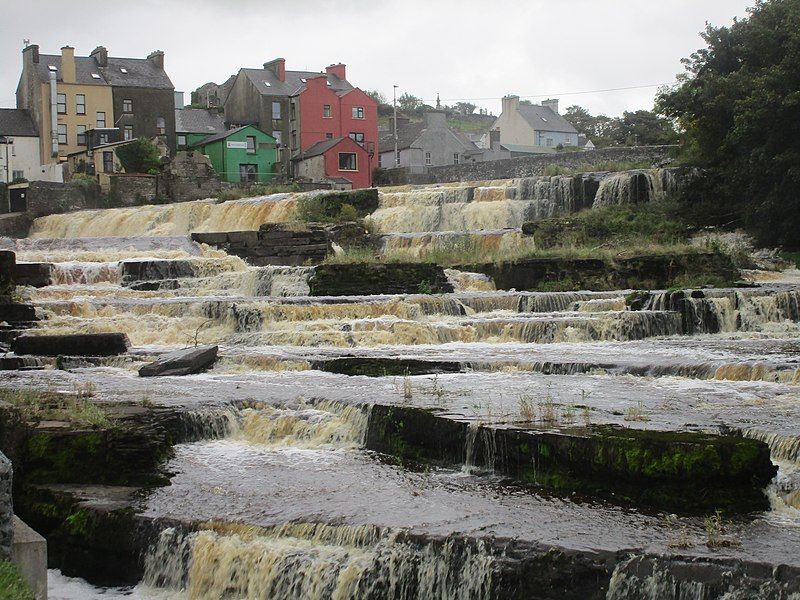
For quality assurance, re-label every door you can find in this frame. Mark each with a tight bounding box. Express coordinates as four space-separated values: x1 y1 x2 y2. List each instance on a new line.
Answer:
239 164 258 183
9 187 27 213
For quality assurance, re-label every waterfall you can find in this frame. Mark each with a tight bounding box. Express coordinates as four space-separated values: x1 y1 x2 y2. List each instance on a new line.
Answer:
593 169 679 208
744 430 800 465
143 523 496 600
50 261 121 285
238 266 314 297
233 400 370 449
29 194 298 239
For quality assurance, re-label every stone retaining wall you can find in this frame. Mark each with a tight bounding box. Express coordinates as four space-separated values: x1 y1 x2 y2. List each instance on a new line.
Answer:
192 225 331 266
108 174 162 206
382 145 677 185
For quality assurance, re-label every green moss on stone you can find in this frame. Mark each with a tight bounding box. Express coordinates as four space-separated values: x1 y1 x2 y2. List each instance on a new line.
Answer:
0 562 35 600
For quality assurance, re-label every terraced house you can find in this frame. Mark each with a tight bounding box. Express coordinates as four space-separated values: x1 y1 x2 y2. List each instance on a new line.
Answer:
15 44 176 164
222 58 378 188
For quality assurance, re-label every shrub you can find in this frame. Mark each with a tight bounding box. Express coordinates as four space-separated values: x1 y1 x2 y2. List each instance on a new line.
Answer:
295 189 379 223
115 138 162 174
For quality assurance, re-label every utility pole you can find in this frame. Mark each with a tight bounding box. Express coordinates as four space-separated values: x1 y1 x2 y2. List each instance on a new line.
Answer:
393 85 399 167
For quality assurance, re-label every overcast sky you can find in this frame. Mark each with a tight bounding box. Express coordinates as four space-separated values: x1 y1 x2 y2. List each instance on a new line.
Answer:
1 0 750 116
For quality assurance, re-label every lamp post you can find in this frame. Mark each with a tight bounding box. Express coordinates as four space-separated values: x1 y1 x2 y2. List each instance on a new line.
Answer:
393 85 399 167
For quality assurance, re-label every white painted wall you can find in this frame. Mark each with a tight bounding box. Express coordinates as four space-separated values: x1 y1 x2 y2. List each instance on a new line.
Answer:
0 136 62 183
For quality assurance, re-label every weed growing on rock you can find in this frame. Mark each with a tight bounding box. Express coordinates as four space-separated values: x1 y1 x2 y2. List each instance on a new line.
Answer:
705 510 741 549
518 395 536 422
624 399 650 422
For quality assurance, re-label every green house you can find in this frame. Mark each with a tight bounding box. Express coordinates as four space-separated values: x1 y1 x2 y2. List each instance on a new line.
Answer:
191 125 278 183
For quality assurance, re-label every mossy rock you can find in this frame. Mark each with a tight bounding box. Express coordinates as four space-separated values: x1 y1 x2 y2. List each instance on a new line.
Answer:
0 561 35 600
318 357 462 377
309 263 453 296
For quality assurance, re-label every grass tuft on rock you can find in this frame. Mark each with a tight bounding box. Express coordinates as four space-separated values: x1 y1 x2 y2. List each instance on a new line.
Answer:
0 562 35 600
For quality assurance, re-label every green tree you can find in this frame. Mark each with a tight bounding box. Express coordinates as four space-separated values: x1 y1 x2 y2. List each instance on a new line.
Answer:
397 93 424 112
365 89 387 105
657 0 800 248
454 102 477 115
115 138 162 174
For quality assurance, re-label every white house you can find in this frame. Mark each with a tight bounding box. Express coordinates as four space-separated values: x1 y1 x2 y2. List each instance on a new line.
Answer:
0 108 62 183
491 96 579 152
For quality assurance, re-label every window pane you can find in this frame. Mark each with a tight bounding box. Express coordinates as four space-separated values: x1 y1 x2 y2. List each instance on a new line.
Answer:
57 124 67 144
246 136 256 153
338 152 357 171
323 105 331 118
96 112 106 128
77 125 86 146
76 94 85 114
156 117 166 134
272 101 281 119
123 99 133 113
272 131 282 145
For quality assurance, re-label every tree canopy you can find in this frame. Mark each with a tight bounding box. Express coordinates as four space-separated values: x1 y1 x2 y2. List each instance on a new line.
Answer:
657 0 800 248
563 106 679 147
115 138 162 174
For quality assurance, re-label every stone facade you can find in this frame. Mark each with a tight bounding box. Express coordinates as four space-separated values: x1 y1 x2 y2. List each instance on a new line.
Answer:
0 452 12 560
19 180 101 217
165 150 227 202
108 174 161 206
382 146 676 185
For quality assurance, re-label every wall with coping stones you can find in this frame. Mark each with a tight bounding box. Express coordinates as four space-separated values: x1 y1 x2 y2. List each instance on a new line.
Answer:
382 145 677 185
108 175 162 207
24 180 102 217
0 452 12 560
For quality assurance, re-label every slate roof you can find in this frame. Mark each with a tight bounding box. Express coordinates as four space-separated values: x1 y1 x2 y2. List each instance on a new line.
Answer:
175 108 226 135
295 136 347 159
378 122 425 153
190 126 248 146
0 109 38 137
501 143 556 155
242 69 353 97
517 104 578 134
33 54 173 89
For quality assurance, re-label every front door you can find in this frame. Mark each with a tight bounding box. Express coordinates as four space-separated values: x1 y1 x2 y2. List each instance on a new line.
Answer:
239 164 258 183
9 187 27 213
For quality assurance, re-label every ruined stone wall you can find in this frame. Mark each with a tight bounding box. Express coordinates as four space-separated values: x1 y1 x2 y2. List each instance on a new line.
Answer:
0 452 12 559
25 180 101 217
192 224 332 266
165 150 226 202
382 145 677 185
108 175 161 207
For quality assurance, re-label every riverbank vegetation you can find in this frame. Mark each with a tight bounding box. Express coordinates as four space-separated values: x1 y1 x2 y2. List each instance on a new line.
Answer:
657 0 800 249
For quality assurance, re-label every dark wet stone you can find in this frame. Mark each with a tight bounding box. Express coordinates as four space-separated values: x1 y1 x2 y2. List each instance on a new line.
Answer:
318 357 462 377
139 345 218 377
12 333 130 357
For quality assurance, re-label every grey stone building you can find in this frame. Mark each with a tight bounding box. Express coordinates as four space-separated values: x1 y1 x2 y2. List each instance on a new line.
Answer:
89 47 177 152
378 111 507 171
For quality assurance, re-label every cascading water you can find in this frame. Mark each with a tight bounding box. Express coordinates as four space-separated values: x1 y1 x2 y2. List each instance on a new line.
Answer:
142 523 496 600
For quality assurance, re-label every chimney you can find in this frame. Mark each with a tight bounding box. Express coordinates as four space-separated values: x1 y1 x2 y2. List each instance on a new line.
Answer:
325 63 346 81
90 46 108 67
147 50 165 70
502 95 520 115
61 46 76 83
489 129 501 150
264 58 286 82
424 110 447 129
23 43 39 64
542 98 559 114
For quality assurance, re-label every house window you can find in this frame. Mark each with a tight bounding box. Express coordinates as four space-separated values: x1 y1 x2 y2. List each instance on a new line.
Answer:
453 153 459 165
326 133 333 140
272 101 281 120
76 125 87 146
349 132 365 145
425 152 431 166
546 138 553 147
323 105 331 118
156 117 166 135
338 152 357 171
57 124 67 145
123 99 133 113
290 103 296 120
396 151 400 166
564 136 573 145
351 106 364 119
99 132 110 145
124 126 134 141
12 170 24 181
272 131 282 145
239 164 258 183
76 94 85 115
103 151 114 173
96 112 106 128
57 93 67 114
246 136 256 154
177 134 187 148
291 130 297 149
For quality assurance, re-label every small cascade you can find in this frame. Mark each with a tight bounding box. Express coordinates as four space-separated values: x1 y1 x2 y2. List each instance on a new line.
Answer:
49 261 121 285
143 523 496 600
180 407 242 441
233 400 370 449
572 298 627 312
238 265 314 297
444 269 496 293
593 169 680 208
519 292 621 313
744 430 800 465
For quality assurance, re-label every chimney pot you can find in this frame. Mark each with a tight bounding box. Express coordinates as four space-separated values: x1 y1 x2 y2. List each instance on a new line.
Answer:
502 95 520 114
325 63 346 81
23 43 39 64
542 98 559 114
264 58 286 82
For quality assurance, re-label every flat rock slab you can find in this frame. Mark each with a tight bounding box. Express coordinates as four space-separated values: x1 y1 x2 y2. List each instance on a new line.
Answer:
12 332 130 357
139 345 218 377
0 302 37 324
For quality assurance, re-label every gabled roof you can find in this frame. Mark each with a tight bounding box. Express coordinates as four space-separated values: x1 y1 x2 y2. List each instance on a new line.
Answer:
378 122 425 153
190 125 275 147
0 109 38 137
517 104 578 134
100 57 173 89
175 108 226 135
295 136 348 159
32 53 173 89
241 69 353 97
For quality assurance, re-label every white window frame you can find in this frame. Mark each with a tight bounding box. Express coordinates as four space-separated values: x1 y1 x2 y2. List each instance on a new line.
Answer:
352 106 365 119
338 152 358 172
425 152 431 166
323 104 332 119
76 125 87 146
123 99 133 113
57 123 67 145
57 93 67 114
96 111 106 128
76 94 85 115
